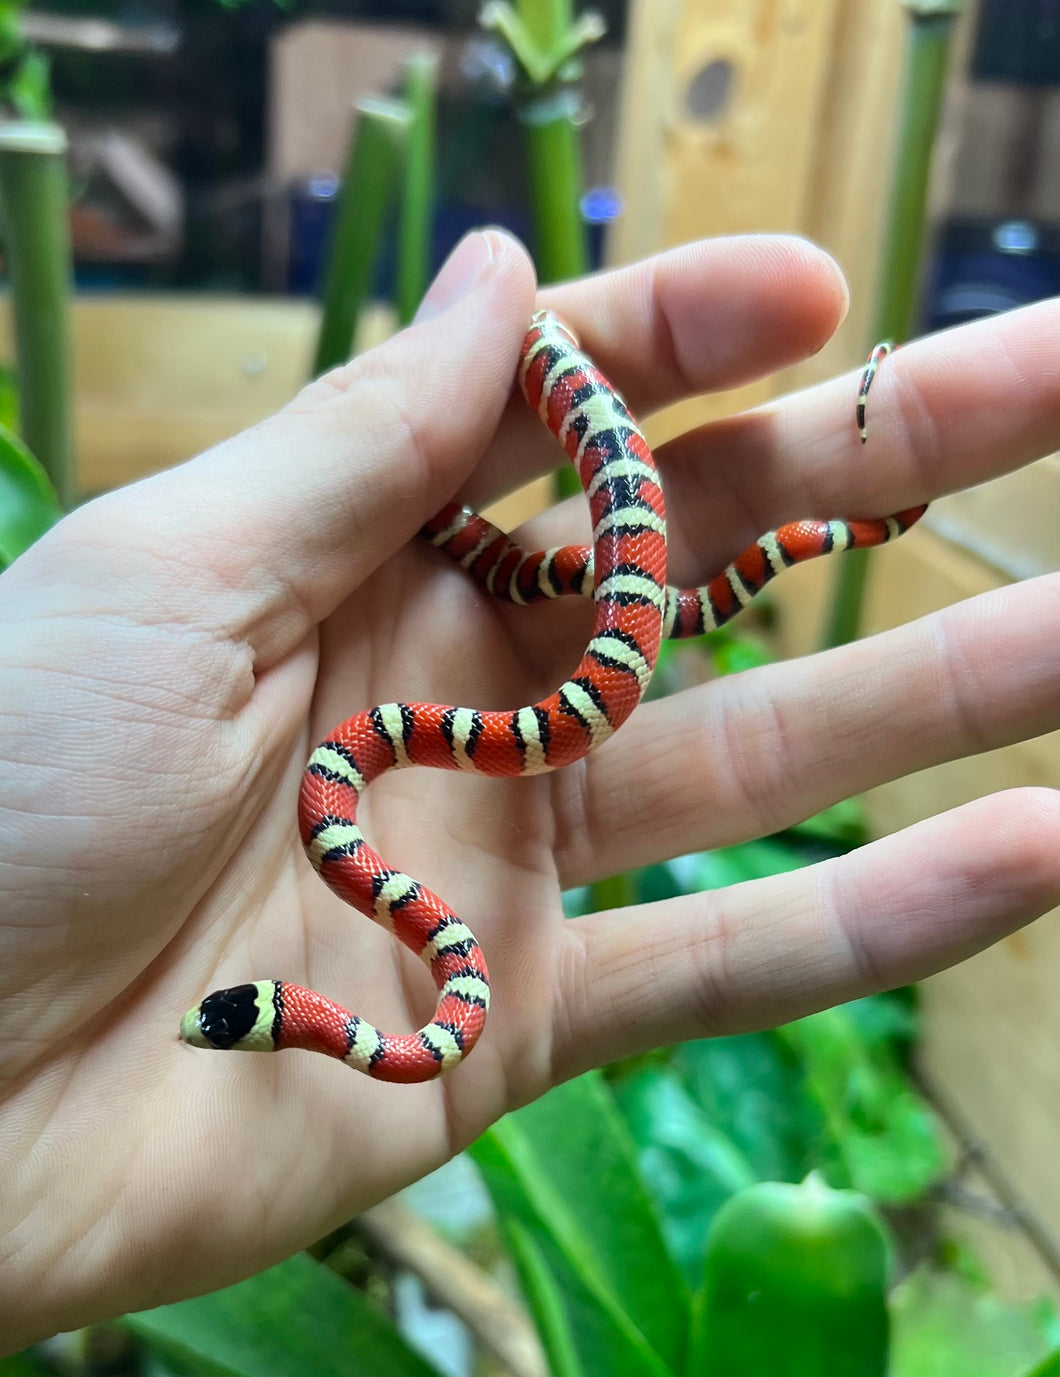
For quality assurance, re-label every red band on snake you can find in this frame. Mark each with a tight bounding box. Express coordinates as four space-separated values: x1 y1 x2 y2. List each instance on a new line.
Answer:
180 317 924 1083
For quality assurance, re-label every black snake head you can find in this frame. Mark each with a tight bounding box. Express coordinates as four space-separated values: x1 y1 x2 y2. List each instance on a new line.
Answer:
179 981 279 1052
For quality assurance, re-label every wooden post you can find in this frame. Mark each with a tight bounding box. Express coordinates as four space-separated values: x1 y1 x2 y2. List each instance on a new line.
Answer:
609 0 859 441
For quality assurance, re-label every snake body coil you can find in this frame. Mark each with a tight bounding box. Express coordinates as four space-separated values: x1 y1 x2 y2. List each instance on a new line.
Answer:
180 312 923 1083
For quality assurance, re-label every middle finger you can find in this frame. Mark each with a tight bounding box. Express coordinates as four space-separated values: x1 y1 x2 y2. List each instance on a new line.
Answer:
551 573 1059 888
497 298 1058 588
460 234 849 510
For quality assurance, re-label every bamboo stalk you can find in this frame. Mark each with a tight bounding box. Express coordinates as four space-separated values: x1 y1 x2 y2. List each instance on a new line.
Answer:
821 1 961 649
520 74 590 502
480 0 603 286
519 0 574 52
481 1 602 506
312 98 410 378
0 120 75 507
395 53 438 327
521 86 589 287
873 3 961 345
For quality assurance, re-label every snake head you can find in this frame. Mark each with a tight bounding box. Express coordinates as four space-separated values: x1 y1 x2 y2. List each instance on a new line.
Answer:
180 981 280 1052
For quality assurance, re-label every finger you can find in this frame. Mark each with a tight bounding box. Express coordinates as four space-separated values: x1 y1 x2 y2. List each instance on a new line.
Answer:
553 574 1060 887
549 787 1059 1083
497 299 1059 586
540 234 849 410
654 297 1059 581
65 231 538 667
459 235 849 508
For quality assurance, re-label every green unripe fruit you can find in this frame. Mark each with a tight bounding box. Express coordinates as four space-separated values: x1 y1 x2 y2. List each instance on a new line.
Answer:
691 1175 890 1376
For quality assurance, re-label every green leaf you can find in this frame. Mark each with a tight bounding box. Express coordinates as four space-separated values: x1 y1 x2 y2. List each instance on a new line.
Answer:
1018 1347 1060 1377
672 1033 827 1185
692 836 809 889
0 1353 53 1377
787 796 868 847
11 49 52 120
0 421 62 567
476 1137 677 1377
121 1252 441 1377
610 1064 757 1283
0 5 23 67
632 859 687 906
503 1216 585 1377
473 1118 671 1377
841 991 920 1057
471 1072 688 1376
707 628 774 676
890 1266 1056 1377
778 1005 947 1202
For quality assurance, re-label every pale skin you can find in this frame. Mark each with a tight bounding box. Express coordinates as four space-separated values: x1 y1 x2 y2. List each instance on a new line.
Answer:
0 231 1057 1352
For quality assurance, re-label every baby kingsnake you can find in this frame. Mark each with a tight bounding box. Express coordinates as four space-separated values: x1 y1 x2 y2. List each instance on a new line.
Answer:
180 311 923 1083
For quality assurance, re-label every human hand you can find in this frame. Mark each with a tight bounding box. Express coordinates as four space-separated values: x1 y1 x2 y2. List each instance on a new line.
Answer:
1 230 1056 1350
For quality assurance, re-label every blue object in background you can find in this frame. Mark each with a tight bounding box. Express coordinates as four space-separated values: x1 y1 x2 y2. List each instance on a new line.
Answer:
286 174 341 296
921 218 1060 332
286 175 538 300
427 203 532 280
582 184 624 270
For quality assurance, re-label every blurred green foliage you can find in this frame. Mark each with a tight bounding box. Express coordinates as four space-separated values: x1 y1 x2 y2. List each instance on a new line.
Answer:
0 420 62 568
0 1 51 119
472 1072 690 1376
891 1269 1059 1377
121 1253 438 1377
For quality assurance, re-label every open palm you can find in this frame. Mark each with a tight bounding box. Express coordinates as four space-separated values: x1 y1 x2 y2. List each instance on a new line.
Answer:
1 231 1056 1353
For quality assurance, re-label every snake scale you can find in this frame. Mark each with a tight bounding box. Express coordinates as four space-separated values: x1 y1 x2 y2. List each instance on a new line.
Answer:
180 310 924 1083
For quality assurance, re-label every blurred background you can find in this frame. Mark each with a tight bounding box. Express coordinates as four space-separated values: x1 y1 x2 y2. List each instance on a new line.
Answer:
1 1 1057 1375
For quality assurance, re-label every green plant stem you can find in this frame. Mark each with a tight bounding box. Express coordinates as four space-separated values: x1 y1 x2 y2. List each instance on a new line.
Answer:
522 89 589 287
0 121 75 507
522 79 589 503
520 0 574 50
395 54 437 327
312 98 410 377
821 4 959 649
509 0 592 287
480 2 602 499
821 546 873 652
873 8 958 345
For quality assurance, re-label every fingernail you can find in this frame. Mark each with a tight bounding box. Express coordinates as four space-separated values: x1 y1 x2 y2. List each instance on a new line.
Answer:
414 231 495 323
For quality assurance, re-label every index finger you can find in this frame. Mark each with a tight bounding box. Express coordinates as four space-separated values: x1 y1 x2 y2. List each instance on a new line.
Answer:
541 234 849 411
460 235 850 508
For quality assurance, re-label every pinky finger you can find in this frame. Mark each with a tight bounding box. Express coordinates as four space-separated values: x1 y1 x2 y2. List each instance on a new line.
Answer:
549 788 1059 1085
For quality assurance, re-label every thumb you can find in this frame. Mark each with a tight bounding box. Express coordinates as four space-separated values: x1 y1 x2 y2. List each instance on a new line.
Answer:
83 230 538 667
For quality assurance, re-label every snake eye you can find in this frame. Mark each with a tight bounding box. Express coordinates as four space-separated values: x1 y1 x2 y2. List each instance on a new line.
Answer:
194 984 261 1049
